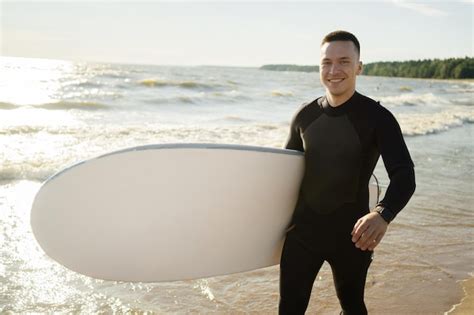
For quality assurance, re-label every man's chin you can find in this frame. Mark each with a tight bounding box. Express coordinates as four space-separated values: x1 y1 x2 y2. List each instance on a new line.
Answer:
323 87 344 96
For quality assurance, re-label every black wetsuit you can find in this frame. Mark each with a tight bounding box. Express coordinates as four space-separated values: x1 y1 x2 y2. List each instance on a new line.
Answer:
279 91 416 315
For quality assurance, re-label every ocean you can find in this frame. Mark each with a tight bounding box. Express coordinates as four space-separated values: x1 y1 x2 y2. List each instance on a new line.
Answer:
1 56 473 313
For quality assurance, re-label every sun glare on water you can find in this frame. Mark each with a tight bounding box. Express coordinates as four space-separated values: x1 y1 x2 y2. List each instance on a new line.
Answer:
0 56 72 106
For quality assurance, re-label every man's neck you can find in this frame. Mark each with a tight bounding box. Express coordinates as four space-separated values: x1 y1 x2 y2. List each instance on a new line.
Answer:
325 90 356 107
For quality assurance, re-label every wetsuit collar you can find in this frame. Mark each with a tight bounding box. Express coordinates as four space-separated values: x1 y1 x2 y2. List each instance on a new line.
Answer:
320 91 359 116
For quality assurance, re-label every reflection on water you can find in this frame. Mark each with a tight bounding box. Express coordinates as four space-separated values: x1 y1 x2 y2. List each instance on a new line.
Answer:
0 58 72 106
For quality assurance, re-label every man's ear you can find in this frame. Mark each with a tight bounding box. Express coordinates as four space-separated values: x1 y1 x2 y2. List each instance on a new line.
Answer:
357 61 363 75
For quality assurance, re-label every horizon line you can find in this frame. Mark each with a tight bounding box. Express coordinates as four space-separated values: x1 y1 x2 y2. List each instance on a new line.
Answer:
1 54 472 68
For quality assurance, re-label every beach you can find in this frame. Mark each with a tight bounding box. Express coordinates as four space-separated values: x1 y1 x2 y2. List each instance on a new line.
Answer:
0 56 473 313
448 277 474 314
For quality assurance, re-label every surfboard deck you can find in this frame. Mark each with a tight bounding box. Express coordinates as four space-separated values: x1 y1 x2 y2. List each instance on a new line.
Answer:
31 143 379 282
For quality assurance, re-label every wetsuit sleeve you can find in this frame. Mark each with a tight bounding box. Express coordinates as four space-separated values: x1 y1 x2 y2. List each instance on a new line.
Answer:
284 111 304 152
375 108 416 219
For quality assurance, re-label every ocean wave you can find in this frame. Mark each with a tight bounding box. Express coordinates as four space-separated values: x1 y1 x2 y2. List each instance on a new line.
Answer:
0 151 80 182
35 101 110 111
0 124 83 135
178 96 196 104
100 70 130 79
3 109 474 184
221 116 255 123
0 125 44 135
0 102 19 110
452 98 473 106
73 63 132 79
379 93 440 107
75 81 104 88
115 79 132 89
0 123 289 181
0 165 54 182
138 79 221 90
212 90 250 101
398 86 413 92
3 111 473 182
144 90 249 105
144 95 202 105
271 90 294 97
400 110 474 136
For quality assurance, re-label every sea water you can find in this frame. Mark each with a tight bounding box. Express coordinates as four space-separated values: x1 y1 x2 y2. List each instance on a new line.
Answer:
1 56 473 313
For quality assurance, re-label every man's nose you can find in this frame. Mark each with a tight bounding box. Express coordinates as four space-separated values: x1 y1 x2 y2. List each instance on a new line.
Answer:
329 63 340 74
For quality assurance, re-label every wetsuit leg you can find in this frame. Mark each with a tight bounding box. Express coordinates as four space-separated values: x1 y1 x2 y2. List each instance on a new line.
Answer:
279 229 324 315
326 245 373 315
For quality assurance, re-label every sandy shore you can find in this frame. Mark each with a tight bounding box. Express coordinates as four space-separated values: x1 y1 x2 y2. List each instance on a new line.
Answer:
447 277 474 314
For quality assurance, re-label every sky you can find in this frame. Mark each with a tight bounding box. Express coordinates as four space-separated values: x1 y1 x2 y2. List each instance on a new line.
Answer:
0 0 473 66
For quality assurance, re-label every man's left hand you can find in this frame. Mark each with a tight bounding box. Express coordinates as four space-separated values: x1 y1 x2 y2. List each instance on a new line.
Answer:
351 212 388 251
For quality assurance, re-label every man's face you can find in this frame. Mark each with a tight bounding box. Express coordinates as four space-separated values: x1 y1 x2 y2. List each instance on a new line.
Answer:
320 40 362 100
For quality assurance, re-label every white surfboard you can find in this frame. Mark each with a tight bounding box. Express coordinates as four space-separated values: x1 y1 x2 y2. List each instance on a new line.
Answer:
31 143 380 282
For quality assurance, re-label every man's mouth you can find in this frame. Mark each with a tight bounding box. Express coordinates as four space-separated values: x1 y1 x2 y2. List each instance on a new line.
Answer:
328 78 344 83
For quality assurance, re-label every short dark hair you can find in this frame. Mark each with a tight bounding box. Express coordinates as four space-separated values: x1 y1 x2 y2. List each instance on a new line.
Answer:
321 30 360 56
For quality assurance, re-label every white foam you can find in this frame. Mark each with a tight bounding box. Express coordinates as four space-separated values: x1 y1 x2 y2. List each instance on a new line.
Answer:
379 93 441 107
3 106 474 182
398 108 474 136
0 123 289 181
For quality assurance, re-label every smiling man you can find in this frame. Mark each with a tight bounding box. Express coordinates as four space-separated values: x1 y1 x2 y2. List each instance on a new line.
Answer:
279 31 416 314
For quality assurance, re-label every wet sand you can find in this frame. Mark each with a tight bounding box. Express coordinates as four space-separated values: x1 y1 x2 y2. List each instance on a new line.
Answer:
447 277 474 314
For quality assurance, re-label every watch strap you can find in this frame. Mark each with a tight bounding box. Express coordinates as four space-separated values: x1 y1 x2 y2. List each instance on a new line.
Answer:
374 205 395 223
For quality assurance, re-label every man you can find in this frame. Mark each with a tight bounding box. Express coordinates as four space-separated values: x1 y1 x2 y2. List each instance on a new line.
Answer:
279 30 416 315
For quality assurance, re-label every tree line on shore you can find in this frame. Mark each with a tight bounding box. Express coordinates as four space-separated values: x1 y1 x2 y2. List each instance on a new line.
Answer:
260 57 474 79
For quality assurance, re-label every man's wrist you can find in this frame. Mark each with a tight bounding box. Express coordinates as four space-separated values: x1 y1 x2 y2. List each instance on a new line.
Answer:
372 204 394 224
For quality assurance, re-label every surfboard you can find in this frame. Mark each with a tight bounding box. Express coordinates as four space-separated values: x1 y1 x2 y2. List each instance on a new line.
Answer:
31 143 380 282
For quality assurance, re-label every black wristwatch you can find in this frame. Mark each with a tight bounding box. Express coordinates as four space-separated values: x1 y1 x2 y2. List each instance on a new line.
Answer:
374 206 394 224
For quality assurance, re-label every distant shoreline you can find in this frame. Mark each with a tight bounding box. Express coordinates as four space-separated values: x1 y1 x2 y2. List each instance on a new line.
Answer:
2 55 473 80
260 57 474 80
